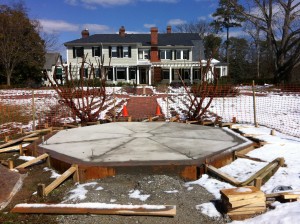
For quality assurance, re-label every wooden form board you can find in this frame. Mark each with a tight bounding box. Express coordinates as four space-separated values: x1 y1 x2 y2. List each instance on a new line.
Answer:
11 203 176 217
221 186 264 202
15 153 49 169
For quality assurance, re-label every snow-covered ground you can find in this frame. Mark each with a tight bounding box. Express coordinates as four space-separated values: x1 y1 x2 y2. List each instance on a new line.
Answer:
2 86 300 222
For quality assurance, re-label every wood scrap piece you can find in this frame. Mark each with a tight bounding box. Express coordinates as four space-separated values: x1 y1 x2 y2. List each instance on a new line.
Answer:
23 137 39 142
11 203 176 217
0 133 38 149
15 153 49 169
24 128 53 134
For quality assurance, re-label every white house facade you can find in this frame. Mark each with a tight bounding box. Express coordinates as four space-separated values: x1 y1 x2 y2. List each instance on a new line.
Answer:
64 26 227 85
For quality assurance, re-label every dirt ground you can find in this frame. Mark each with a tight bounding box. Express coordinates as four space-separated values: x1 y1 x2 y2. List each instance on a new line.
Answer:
0 150 227 224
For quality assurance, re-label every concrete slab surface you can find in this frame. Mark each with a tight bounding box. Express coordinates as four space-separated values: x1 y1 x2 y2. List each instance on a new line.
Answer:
41 122 247 163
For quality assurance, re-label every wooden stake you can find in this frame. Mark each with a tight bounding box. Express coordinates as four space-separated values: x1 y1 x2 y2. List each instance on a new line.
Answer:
252 80 258 127
254 177 263 189
5 136 10 142
37 183 46 197
270 129 275 136
19 145 23 156
8 159 14 170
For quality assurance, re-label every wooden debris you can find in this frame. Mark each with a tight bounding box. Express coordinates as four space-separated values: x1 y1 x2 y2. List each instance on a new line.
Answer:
265 190 300 202
24 128 53 134
0 133 38 149
15 153 49 169
11 203 176 217
219 122 233 128
23 137 39 142
221 186 266 220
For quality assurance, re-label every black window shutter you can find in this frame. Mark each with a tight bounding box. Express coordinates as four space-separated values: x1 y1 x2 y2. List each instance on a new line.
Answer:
174 50 177 60
97 47 101 57
73 47 76 58
78 47 84 57
92 47 95 57
187 50 189 60
158 50 161 60
128 46 131 58
109 46 112 57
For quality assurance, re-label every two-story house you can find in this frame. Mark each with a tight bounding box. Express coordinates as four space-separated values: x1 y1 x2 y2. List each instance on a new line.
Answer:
64 26 227 85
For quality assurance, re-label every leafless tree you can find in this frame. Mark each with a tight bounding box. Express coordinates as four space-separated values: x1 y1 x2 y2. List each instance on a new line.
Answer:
230 0 300 83
46 54 111 124
174 20 214 38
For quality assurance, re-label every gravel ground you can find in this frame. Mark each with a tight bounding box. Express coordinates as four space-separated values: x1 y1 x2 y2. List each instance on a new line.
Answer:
56 174 226 224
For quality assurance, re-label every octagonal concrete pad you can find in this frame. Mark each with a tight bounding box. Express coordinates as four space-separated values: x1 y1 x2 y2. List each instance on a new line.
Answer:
41 122 248 163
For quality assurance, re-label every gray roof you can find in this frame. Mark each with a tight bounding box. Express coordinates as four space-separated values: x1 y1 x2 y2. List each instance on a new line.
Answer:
43 53 60 70
64 33 202 47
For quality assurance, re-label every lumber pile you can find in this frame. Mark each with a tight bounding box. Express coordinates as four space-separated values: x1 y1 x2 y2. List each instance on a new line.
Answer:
221 186 266 220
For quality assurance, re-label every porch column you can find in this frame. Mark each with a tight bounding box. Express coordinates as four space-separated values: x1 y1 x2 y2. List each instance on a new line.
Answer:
137 67 140 84
113 66 116 84
190 67 193 84
126 67 129 83
148 67 151 85
169 67 172 84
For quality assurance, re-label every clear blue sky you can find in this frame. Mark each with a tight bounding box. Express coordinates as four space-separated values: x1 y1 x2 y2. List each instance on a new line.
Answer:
5 0 220 49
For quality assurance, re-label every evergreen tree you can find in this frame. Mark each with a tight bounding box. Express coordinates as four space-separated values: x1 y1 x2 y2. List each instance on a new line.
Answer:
211 0 245 64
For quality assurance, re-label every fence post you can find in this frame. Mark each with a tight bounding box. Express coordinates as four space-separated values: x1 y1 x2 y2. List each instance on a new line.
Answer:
32 90 36 131
252 80 258 127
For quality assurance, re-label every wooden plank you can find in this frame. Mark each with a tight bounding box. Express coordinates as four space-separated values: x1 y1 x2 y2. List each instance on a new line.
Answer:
235 153 267 163
24 128 53 134
0 133 38 149
227 208 266 216
265 190 300 198
15 153 49 169
23 137 39 142
281 193 300 200
206 165 240 186
11 203 176 217
220 186 265 202
227 206 266 213
0 144 22 153
44 165 78 196
228 197 266 208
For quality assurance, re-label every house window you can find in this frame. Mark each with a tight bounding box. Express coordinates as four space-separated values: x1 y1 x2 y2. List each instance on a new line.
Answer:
162 70 170 79
92 47 101 57
193 69 200 80
138 49 150 60
129 67 136 80
183 69 190 79
55 67 62 80
116 68 126 80
123 46 132 58
94 68 100 78
111 46 118 57
175 50 189 60
80 68 89 78
160 50 172 60
73 47 84 58
107 67 113 80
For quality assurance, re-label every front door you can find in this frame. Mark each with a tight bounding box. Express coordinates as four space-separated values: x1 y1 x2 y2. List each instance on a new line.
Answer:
140 68 147 84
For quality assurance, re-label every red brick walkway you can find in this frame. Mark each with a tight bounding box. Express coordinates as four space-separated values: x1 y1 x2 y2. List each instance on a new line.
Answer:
125 88 162 120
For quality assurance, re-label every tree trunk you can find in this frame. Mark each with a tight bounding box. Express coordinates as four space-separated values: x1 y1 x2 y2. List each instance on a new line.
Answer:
6 71 12 86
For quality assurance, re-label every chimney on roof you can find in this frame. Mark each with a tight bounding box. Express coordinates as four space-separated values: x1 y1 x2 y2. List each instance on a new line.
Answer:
150 27 158 45
119 26 126 37
81 28 89 38
167 25 172 34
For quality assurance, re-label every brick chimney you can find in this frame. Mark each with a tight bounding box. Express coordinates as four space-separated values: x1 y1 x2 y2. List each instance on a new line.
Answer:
167 25 172 34
150 27 159 62
81 29 89 38
119 26 126 37
150 27 158 45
